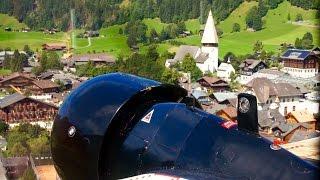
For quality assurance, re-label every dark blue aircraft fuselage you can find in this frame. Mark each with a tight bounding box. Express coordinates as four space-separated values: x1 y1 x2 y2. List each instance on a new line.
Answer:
51 73 319 180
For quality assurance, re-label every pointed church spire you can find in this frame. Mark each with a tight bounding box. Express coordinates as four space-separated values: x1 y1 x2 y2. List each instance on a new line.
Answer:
201 10 219 45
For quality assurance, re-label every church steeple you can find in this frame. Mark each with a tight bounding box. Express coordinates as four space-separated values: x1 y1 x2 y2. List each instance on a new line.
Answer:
201 10 218 46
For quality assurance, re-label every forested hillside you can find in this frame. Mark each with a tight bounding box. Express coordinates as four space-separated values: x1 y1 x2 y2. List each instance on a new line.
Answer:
1 0 318 31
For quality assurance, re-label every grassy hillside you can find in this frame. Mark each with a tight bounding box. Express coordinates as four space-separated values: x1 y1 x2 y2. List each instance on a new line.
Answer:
174 0 319 58
0 14 28 29
0 29 66 50
143 18 168 34
219 1 258 33
73 25 131 57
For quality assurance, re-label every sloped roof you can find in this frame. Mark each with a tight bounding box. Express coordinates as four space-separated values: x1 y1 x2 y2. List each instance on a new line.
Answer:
201 10 218 44
217 63 235 71
281 49 312 60
32 80 59 89
211 92 237 103
70 53 116 63
274 83 302 97
239 59 265 69
248 78 302 103
197 76 227 85
174 45 199 60
258 106 286 129
288 111 316 123
258 69 285 76
0 93 58 109
281 123 311 138
0 93 26 108
195 52 209 63
0 72 33 83
219 106 237 119
191 90 208 99
248 78 275 103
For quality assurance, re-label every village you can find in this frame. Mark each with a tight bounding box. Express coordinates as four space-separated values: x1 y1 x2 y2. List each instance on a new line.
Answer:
0 10 319 180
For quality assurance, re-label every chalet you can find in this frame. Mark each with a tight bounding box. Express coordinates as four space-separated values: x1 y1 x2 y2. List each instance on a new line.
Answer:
281 49 319 78
286 111 316 130
0 93 58 124
30 80 60 94
0 72 34 89
281 124 314 143
197 76 230 92
68 53 116 66
216 107 237 122
179 31 191 37
238 59 267 84
84 30 100 38
42 43 67 51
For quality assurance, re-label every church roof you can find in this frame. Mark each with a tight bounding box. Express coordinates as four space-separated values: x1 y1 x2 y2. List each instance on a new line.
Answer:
174 45 199 60
201 10 219 44
218 63 234 71
195 52 209 63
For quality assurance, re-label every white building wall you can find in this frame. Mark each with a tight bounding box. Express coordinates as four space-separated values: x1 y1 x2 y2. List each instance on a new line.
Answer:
217 66 235 82
263 96 319 116
282 67 318 78
197 47 219 73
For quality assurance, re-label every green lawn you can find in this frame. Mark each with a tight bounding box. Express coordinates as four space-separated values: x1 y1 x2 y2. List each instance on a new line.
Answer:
0 13 27 29
143 18 168 34
0 14 66 51
0 29 65 51
185 19 202 34
73 25 131 57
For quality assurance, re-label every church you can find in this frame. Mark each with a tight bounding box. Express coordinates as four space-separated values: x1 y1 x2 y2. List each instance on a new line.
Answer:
165 10 219 74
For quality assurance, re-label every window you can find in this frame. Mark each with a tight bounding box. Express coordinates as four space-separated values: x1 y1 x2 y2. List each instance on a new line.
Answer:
293 106 296 111
292 98 294 102
284 107 288 115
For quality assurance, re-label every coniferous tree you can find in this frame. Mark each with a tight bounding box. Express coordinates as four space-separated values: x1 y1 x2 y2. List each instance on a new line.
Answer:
232 23 241 32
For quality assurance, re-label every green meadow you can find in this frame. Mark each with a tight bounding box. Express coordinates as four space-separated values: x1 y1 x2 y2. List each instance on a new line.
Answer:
0 1 319 59
170 0 320 58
